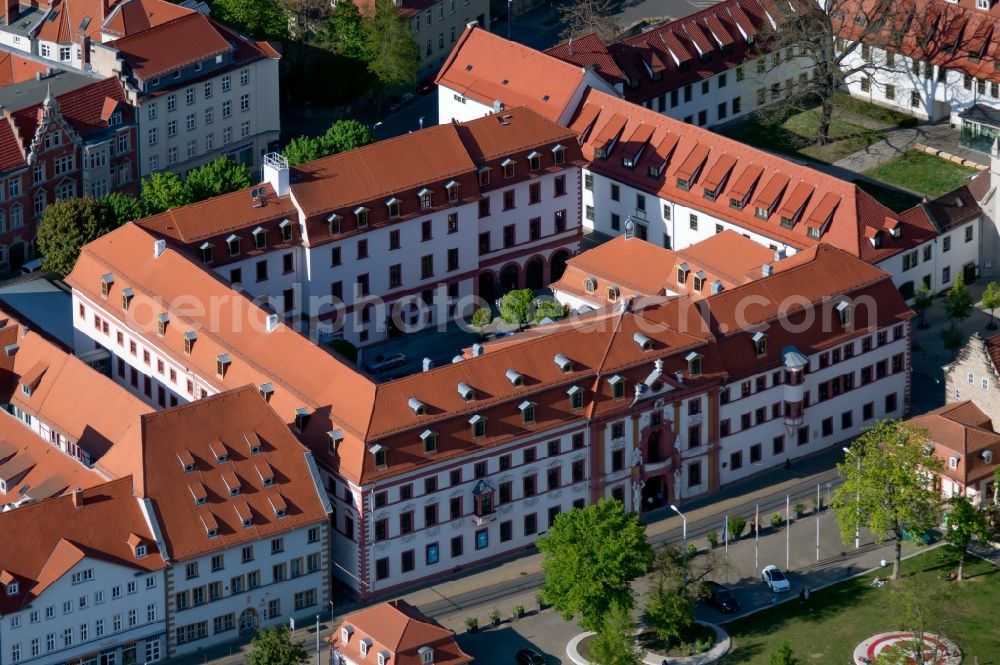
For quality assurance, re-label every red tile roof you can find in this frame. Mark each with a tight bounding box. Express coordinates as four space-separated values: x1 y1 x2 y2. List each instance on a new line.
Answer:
112 12 234 81
101 0 192 38
0 52 48 87
570 89 936 262
9 77 131 144
437 25 589 122
547 0 777 103
97 386 330 561
0 477 164 614
333 601 472 665
909 401 1000 486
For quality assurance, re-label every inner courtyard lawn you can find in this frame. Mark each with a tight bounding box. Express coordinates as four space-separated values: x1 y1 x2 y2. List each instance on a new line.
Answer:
862 150 979 198
721 549 1000 664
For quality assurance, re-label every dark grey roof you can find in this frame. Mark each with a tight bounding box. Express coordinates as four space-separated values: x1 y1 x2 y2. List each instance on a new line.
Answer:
959 103 1000 128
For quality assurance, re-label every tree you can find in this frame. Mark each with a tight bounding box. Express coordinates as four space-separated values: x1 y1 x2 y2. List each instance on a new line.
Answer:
588 603 641 665
982 281 1000 330
322 119 375 154
537 498 651 632
210 0 288 40
283 0 330 39
912 285 933 329
832 421 943 579
942 495 990 581
322 0 368 58
644 547 720 647
282 135 327 167
102 192 145 226
995 468 1000 506
944 273 973 323
471 307 492 328
185 157 253 202
769 642 797 665
499 289 535 328
141 172 192 214
888 575 954 664
558 0 619 43
749 0 958 145
533 300 567 324
36 197 119 276
364 0 419 89
246 626 308 665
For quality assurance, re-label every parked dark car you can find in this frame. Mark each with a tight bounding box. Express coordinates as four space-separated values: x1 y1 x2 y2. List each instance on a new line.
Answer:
701 581 741 613
364 352 407 373
386 93 415 113
515 650 545 665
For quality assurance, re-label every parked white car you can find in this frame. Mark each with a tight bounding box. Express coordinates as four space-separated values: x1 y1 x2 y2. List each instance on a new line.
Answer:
762 565 791 592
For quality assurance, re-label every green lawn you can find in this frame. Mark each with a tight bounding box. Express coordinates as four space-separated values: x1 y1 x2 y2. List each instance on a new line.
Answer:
721 550 1000 664
862 150 978 198
722 108 884 165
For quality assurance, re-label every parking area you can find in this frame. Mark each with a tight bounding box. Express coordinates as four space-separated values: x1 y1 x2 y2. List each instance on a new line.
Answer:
357 323 482 382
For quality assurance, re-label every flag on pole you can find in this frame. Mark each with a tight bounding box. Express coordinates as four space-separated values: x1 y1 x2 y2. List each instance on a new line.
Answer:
722 514 728 543
754 505 759 533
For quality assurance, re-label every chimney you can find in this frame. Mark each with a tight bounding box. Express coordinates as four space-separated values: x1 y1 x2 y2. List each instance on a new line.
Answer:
5 0 17 27
153 239 166 258
262 153 289 197
71 488 84 508
762 263 773 277
265 314 279 333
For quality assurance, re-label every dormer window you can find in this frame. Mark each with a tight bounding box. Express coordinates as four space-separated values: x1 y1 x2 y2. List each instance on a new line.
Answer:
216 353 232 379
528 151 541 170
211 441 229 463
584 277 596 293
418 188 432 209
5 582 17 596
121 287 134 311
259 383 274 402
135 544 147 558
677 263 689 284
157 312 169 336
101 273 114 297
378 651 388 665
295 407 311 432
370 444 387 468
189 483 207 506
554 353 573 373
445 180 459 203
552 145 565 165
457 382 475 401
359 638 372 657
386 197 402 219
693 271 705 291
223 472 241 496
279 218 293 242
755 206 769 220
978 0 989 8
256 463 274 487
677 178 690 191
253 226 267 249
633 332 653 351
184 331 197 355
835 300 851 326
227 234 241 256
519 401 536 424
752 331 767 356
685 351 702 376
408 397 427 415
478 166 491 186
469 414 486 439
178 450 195 472
199 242 214 264
269 494 288 519
609 375 625 399
567 385 584 409
606 286 620 301
328 214 342 235
501 158 516 178
328 429 344 453
419 647 434 665
354 207 369 228
420 429 438 453
341 626 354 644
729 198 744 210
505 369 524 386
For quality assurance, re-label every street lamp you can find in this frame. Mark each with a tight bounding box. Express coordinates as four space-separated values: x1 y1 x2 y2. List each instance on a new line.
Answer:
315 615 321 665
418 116 425 130
670 504 687 553
507 0 512 40
843 446 860 549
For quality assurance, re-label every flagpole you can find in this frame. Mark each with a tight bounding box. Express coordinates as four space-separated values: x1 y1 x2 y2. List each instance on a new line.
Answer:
816 483 821 562
754 503 759 574
723 513 729 584
785 494 790 571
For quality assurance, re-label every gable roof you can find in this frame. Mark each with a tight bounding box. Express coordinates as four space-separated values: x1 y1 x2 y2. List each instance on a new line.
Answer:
436 25 589 122
96 386 330 561
0 311 153 462
111 12 235 81
334 600 472 665
0 477 164 614
909 400 1000 485
101 0 192 38
570 88 936 262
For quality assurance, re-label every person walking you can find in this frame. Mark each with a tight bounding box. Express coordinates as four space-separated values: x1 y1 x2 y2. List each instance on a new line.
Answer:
798 588 805 605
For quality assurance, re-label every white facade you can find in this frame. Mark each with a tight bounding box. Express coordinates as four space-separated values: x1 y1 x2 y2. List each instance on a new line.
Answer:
325 423 589 594
874 218 982 296
0 559 166 665
167 524 329 658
